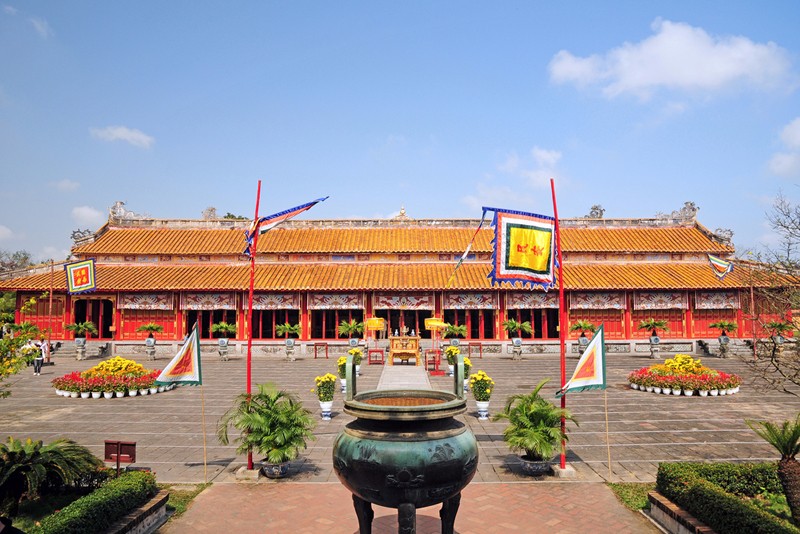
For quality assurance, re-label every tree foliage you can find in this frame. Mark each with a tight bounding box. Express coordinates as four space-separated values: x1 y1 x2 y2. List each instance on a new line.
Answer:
0 250 32 274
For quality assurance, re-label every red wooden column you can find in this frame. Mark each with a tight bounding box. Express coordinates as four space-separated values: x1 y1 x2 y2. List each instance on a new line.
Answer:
685 291 694 339
623 292 632 339
498 293 507 340
300 293 309 340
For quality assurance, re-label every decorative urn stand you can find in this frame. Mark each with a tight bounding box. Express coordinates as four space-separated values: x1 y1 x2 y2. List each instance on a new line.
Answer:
333 354 477 534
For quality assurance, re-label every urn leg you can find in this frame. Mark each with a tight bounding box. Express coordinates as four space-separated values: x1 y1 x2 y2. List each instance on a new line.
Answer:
352 495 374 534
398 502 416 534
440 492 461 534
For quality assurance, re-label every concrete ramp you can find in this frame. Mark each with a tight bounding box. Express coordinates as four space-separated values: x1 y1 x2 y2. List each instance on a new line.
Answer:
377 365 431 390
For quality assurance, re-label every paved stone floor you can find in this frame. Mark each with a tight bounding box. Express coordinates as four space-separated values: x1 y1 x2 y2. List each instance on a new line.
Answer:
2 349 798 532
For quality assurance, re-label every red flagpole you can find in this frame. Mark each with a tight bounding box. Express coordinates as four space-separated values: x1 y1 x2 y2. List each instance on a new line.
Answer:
246 180 262 470
550 178 567 470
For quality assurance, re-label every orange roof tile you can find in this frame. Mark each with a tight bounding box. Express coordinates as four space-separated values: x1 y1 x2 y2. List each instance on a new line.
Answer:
0 261 763 292
72 223 731 256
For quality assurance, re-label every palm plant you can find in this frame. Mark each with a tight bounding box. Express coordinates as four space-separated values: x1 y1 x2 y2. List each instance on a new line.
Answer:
568 320 597 337
709 320 738 336
746 415 800 525
275 322 301 338
217 383 315 467
211 321 237 338
337 319 364 339
637 318 669 337
0 437 103 516
135 323 164 335
64 321 98 338
766 320 794 338
492 378 578 462
442 323 467 339
502 318 532 338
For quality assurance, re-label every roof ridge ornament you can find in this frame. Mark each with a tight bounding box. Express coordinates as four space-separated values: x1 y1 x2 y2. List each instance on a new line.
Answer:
656 201 698 221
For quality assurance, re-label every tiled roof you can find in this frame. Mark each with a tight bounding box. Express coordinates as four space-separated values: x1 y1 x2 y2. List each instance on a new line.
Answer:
72 224 732 256
0 262 759 292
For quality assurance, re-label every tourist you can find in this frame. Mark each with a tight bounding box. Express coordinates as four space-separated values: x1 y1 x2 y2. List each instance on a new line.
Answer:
33 338 47 376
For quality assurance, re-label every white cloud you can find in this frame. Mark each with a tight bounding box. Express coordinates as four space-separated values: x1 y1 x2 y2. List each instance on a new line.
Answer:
780 118 800 150
40 245 71 262
29 17 52 39
498 146 564 189
0 225 12 240
51 179 79 191
549 19 793 99
90 125 155 149
462 182 537 213
769 117 800 178
769 152 800 178
3 5 18 15
71 206 106 229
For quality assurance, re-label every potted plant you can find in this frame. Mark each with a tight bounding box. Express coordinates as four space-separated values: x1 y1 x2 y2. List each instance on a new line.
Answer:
492 378 578 476
348 347 363 375
765 320 793 344
338 319 364 340
709 320 737 357
444 345 460 376
65 321 98 346
211 321 237 348
569 320 596 355
337 356 348 393
638 318 669 338
469 370 495 420
313 373 337 420
216 383 315 478
502 318 532 341
276 322 301 338
442 323 467 341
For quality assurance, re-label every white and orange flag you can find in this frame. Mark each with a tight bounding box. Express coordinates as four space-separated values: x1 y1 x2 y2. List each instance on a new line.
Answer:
156 323 202 386
556 324 606 397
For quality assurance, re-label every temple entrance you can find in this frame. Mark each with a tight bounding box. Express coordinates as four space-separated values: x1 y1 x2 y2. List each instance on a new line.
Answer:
73 299 114 339
186 309 236 339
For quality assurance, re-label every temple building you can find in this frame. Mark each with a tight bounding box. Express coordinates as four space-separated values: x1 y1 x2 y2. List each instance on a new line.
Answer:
0 202 782 357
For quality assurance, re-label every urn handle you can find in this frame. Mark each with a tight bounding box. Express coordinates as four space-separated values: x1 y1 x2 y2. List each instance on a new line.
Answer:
455 353 465 400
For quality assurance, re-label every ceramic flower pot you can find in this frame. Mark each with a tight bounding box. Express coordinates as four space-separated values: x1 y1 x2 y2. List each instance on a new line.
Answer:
319 400 333 420
448 365 455 377
699 390 709 397
629 383 638 389
671 388 682 395
103 391 114 399
710 389 719 396
54 389 63 396
355 365 361 376
69 391 79 398
150 387 158 394
91 391 102 399
139 388 149 396
158 385 166 393
115 391 125 398
340 378 347 393
719 389 727 396
652 387 662 394
128 389 138 396
645 386 654 393
261 461 290 479
683 389 695 396
464 379 469 393
475 400 490 420
80 391 91 399
519 455 552 477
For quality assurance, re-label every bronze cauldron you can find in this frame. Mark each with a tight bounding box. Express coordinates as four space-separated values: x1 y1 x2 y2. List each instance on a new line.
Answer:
333 354 477 534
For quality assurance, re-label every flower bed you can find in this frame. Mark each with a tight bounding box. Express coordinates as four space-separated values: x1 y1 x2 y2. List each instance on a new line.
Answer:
51 356 173 398
627 354 741 397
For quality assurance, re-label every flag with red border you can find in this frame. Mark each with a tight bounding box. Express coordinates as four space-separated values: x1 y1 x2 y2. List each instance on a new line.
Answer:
156 323 202 386
556 324 606 397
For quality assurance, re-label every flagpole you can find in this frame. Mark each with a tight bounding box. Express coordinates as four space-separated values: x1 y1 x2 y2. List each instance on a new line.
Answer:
201 383 208 483
604 389 612 481
550 178 567 470
246 180 262 471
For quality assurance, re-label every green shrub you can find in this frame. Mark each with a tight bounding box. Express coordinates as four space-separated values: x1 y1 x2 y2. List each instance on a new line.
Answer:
657 462 797 533
30 471 157 534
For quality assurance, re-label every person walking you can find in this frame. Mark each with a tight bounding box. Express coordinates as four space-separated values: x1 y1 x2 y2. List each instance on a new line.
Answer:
33 337 47 376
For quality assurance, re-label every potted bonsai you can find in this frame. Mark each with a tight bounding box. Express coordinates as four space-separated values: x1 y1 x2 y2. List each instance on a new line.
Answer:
136 323 163 358
65 321 98 346
569 320 596 355
442 323 467 344
216 383 315 478
765 320 793 344
211 321 237 347
493 378 578 476
337 319 364 340
638 318 669 359
709 320 737 358
503 318 531 359
275 322 301 338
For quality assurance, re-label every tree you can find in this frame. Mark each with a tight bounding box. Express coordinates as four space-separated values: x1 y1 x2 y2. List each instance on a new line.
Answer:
0 437 103 516
746 415 800 525
0 250 32 274
743 193 800 395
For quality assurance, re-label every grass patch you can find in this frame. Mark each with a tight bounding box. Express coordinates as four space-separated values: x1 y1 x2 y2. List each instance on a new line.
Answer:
608 482 655 511
11 492 84 532
159 482 210 522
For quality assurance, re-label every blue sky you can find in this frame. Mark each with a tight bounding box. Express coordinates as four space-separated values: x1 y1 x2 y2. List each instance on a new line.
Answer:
1 1 799 262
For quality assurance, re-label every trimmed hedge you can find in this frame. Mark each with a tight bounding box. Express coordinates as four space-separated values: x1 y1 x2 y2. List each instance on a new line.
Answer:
656 462 798 534
30 471 157 534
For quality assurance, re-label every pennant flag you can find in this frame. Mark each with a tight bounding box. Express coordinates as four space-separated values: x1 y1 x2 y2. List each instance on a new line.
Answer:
156 324 202 386
556 325 606 397
708 254 733 280
484 207 557 291
64 260 97 294
446 212 487 288
243 196 329 256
